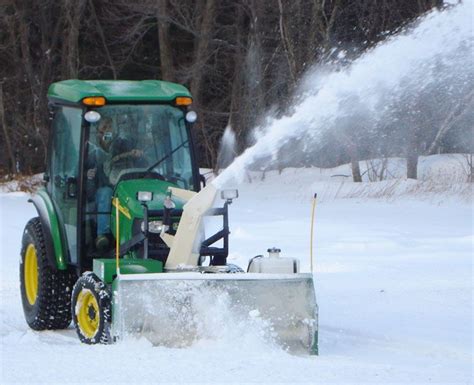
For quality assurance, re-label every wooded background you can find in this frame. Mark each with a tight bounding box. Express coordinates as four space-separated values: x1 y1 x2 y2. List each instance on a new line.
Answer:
0 0 471 180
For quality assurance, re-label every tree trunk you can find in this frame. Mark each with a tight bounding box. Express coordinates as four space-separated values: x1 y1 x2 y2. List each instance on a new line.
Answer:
351 158 362 182
321 0 341 52
156 0 174 82
89 0 116 79
63 0 86 78
406 127 419 179
189 0 216 103
188 0 216 167
342 135 362 182
0 83 16 174
277 0 297 85
226 3 246 134
406 151 418 179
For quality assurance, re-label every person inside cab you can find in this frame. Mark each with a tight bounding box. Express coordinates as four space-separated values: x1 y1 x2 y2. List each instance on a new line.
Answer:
86 117 145 250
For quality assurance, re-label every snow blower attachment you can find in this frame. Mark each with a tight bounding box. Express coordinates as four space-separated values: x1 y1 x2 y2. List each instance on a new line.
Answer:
20 79 318 355
113 272 317 353
112 185 318 354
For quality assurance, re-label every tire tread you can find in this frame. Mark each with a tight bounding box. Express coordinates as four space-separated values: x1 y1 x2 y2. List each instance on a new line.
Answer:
20 217 77 330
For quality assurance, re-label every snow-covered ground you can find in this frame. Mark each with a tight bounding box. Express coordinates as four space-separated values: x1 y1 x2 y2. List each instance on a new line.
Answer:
0 157 472 384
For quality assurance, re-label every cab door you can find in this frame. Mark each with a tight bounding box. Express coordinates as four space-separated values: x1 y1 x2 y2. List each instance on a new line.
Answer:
48 106 83 265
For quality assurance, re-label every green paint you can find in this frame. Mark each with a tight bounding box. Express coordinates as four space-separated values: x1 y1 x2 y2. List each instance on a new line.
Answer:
311 331 319 355
93 258 163 284
111 179 186 256
48 80 191 104
36 188 67 270
115 179 185 216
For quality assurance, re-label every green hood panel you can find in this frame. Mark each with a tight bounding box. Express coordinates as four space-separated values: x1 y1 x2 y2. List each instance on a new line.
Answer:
114 179 186 219
48 80 191 104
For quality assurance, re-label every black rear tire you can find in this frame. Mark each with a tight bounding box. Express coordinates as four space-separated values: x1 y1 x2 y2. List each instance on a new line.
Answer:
71 272 112 344
20 217 77 330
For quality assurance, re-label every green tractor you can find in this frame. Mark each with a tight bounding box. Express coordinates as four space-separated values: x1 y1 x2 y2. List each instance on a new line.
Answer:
20 79 318 353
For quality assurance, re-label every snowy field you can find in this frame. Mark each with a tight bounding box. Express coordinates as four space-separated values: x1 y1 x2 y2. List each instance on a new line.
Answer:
0 158 472 385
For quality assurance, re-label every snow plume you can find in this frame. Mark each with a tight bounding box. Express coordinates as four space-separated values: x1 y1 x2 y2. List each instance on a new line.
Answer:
213 1 473 188
216 125 237 171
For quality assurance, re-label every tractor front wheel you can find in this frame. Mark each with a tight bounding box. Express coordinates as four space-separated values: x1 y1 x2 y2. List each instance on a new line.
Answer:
72 272 111 344
20 217 76 330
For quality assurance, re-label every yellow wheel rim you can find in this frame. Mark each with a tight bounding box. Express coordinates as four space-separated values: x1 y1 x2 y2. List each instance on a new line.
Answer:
24 244 38 305
77 289 100 339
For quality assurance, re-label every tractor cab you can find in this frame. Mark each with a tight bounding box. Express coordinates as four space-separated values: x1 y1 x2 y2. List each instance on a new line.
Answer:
84 103 196 191
44 80 202 271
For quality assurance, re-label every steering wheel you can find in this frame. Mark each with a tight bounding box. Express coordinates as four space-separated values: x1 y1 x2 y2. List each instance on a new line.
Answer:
168 174 189 189
115 169 166 184
111 149 146 164
104 150 147 185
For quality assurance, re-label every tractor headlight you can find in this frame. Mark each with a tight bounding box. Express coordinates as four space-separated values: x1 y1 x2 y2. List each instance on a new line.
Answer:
137 191 153 202
141 220 163 234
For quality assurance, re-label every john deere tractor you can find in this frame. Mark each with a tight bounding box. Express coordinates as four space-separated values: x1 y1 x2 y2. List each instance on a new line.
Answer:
20 80 318 353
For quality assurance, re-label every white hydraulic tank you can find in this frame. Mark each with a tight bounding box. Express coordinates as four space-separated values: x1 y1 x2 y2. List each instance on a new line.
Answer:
247 248 300 274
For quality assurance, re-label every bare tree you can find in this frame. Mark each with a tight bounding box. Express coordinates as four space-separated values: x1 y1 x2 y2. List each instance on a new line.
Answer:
427 89 474 155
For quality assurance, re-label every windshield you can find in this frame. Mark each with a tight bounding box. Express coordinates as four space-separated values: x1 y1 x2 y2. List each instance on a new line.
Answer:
86 104 194 190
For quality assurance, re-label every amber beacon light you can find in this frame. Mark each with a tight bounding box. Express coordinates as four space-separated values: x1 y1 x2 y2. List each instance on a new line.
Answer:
175 97 192 106
82 96 106 106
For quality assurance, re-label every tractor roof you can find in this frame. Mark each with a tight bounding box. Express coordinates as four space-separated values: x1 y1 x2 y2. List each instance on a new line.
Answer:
48 79 192 104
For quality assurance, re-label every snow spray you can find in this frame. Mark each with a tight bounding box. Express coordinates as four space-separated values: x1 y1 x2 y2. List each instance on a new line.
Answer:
216 125 237 171
213 1 473 188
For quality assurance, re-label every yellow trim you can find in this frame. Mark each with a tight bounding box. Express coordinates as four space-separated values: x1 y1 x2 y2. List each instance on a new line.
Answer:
77 289 100 339
112 198 131 220
114 198 120 275
24 244 38 305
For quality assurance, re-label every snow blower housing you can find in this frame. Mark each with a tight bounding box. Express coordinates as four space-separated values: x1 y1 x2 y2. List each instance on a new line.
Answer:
19 79 318 354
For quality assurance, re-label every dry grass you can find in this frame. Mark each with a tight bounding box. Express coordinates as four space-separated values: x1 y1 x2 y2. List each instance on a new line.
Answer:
333 177 473 203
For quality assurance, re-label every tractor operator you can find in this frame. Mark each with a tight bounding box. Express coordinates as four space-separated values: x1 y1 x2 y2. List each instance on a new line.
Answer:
86 117 145 250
